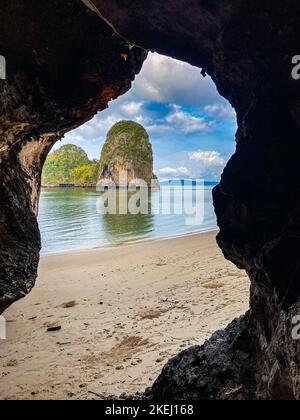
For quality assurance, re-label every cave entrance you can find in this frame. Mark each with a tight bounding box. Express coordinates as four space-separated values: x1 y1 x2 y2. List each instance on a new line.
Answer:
3 53 246 401
40 52 238 254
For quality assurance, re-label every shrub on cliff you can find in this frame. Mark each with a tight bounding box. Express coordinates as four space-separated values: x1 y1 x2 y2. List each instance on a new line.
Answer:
70 161 99 185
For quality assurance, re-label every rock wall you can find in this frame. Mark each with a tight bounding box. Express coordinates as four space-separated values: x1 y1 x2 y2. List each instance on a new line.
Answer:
0 0 147 312
1 0 300 399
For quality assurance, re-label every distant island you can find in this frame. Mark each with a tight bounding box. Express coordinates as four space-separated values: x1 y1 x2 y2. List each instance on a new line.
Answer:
42 144 99 187
160 180 218 187
98 120 159 189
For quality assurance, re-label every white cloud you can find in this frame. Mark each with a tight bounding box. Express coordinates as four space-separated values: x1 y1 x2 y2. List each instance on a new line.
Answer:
189 150 225 166
158 166 190 177
120 101 144 116
60 113 125 158
177 166 190 175
132 53 223 107
157 150 226 181
146 124 172 135
72 113 120 139
140 104 213 136
165 104 212 134
204 104 236 120
134 115 152 125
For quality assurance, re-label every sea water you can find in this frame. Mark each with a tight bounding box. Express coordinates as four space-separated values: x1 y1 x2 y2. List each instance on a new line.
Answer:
38 184 218 255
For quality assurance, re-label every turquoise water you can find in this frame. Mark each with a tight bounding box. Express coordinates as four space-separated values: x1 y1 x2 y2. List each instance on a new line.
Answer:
38 185 218 255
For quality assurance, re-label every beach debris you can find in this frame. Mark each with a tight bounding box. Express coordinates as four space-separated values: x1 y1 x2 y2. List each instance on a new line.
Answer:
202 282 225 290
137 308 164 320
61 300 77 308
4 359 18 367
56 341 71 346
88 390 104 398
46 323 62 332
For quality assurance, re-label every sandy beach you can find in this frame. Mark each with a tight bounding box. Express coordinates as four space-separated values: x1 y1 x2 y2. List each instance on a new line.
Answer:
0 231 249 400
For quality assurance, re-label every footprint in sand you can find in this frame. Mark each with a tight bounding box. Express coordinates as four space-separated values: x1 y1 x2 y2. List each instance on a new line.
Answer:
202 282 225 290
82 336 151 367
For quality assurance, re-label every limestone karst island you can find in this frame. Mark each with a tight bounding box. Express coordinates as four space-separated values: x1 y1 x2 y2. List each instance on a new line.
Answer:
42 121 159 189
98 121 159 189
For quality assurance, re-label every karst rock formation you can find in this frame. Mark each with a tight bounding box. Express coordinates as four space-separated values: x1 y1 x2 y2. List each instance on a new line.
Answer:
1 0 300 400
98 121 159 188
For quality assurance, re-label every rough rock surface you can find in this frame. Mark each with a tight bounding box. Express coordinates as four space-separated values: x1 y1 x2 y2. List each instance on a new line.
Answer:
0 0 147 313
1 0 300 399
147 314 255 400
98 121 158 188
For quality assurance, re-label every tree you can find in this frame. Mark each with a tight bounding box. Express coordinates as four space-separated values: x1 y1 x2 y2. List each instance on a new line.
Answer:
42 144 99 186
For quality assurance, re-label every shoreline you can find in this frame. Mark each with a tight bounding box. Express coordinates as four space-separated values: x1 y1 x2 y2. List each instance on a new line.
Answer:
41 227 219 258
0 231 249 400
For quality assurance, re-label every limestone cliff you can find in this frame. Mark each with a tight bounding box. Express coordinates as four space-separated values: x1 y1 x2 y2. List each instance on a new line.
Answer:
98 121 159 188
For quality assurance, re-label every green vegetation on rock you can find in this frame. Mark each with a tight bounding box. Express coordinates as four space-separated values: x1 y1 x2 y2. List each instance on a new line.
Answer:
102 121 151 161
42 144 99 186
99 120 158 187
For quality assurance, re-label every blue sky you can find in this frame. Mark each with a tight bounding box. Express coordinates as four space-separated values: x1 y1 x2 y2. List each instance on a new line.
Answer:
57 53 237 181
